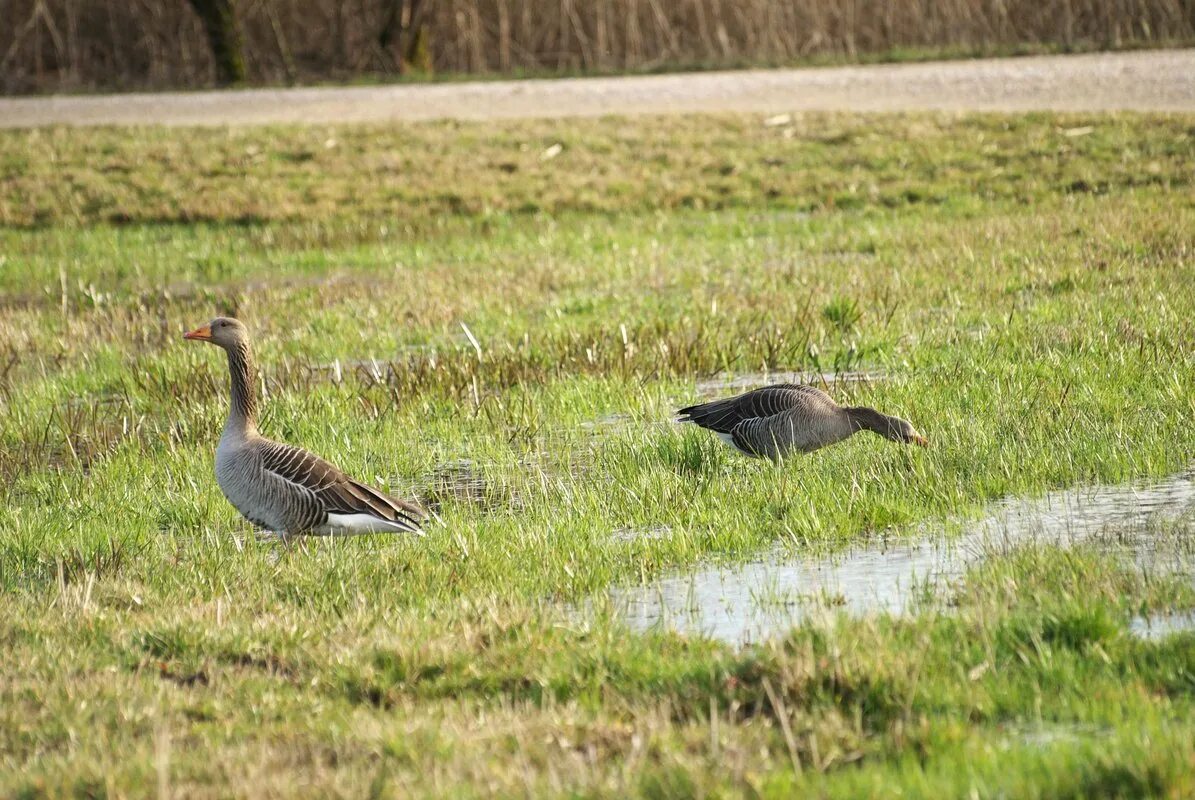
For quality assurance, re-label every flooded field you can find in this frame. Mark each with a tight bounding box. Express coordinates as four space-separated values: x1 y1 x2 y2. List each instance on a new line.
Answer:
4 111 1194 797
1130 609 1195 641
600 469 1195 644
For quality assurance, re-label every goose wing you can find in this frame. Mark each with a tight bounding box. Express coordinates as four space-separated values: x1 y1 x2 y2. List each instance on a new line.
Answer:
727 409 814 458
259 440 427 533
677 384 833 433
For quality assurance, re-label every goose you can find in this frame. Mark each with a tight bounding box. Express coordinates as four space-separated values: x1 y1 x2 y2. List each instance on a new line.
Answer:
184 317 427 539
678 383 928 461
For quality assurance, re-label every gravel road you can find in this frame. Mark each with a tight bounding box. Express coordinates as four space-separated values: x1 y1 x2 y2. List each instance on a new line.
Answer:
1 49 1192 128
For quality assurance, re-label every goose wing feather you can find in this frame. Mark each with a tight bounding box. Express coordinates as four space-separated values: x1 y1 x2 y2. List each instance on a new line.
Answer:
730 409 813 457
677 384 833 433
258 440 427 533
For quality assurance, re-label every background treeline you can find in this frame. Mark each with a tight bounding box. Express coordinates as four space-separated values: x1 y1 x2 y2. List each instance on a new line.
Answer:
2 0 1193 94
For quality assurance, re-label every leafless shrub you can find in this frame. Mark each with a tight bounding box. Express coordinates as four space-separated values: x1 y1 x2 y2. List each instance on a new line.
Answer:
1 0 1192 93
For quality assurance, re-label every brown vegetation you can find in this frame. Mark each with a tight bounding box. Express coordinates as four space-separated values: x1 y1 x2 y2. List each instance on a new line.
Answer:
1 0 1192 93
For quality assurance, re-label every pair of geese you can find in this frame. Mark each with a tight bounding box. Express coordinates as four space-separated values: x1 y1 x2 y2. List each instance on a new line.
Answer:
185 317 928 539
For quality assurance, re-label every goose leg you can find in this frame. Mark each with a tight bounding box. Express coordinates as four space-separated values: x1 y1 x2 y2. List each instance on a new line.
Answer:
254 529 292 546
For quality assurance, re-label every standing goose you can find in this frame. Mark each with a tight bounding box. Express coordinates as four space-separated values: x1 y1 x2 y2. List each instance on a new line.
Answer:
678 383 928 461
184 317 427 538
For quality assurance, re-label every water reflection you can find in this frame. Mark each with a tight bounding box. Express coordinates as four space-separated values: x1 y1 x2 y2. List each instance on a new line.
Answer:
604 469 1195 644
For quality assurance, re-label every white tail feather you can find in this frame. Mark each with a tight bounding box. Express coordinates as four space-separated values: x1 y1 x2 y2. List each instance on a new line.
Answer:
317 512 423 536
716 432 753 454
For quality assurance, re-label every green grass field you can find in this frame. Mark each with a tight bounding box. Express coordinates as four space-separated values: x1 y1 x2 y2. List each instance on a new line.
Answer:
1 112 1194 797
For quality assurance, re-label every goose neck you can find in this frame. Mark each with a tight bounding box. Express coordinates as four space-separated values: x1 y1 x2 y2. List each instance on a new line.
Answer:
224 341 259 434
845 406 893 437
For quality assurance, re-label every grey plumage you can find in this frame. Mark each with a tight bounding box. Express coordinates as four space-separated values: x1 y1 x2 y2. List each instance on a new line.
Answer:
678 383 927 460
187 317 427 538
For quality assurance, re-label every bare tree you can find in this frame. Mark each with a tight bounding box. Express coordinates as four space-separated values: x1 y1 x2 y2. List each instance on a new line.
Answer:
185 0 245 84
4 0 1195 93
377 0 432 73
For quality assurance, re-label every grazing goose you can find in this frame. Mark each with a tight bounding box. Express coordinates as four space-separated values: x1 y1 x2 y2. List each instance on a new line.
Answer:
678 383 928 461
184 317 427 538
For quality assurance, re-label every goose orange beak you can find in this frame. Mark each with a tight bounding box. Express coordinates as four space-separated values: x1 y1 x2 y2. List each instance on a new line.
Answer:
911 435 930 447
184 324 212 341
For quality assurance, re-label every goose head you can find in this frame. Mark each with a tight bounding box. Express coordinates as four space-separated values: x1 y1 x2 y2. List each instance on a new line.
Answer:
887 417 929 447
847 406 929 447
184 317 249 350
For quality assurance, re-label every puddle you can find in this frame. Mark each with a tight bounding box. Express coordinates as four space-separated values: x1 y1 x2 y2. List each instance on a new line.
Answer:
1011 722 1110 747
695 370 886 396
414 459 524 514
611 525 672 544
563 412 674 442
578 412 632 432
1129 610 1195 641
599 469 1195 645
1093 518 1195 574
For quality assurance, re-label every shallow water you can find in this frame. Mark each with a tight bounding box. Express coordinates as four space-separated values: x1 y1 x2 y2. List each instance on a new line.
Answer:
611 525 672 544
602 469 1195 645
1013 722 1110 747
695 369 886 396
413 458 528 514
1129 610 1195 641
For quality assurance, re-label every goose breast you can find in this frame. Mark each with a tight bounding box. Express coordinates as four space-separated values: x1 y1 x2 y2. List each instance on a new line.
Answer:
215 438 319 533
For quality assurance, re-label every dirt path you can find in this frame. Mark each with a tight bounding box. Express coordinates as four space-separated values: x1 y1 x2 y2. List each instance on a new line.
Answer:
2 49 1193 128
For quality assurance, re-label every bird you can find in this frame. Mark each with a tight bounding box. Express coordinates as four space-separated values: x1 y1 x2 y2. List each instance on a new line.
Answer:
183 317 427 539
677 383 928 461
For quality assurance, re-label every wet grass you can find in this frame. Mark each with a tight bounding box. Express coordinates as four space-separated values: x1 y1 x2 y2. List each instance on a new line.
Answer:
1 111 1194 797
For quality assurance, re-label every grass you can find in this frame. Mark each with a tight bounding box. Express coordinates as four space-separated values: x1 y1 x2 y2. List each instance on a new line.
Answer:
1 110 1193 797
